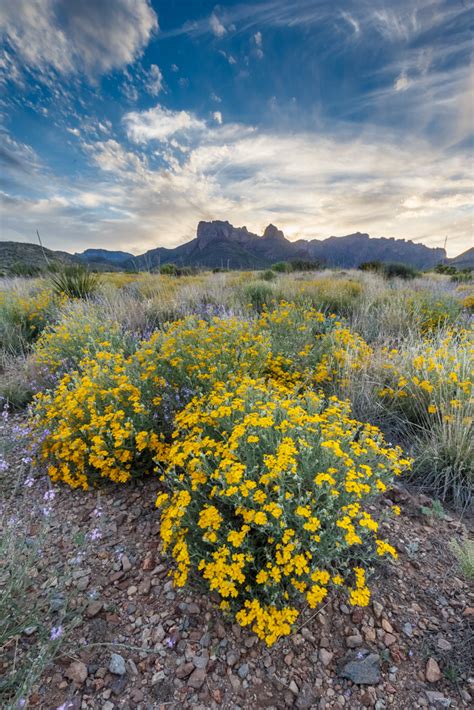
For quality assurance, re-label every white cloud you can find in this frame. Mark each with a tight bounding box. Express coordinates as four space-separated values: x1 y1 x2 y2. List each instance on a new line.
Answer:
2 114 471 256
212 111 223 124
66 127 81 137
254 31 262 46
253 31 264 59
124 105 206 143
394 73 410 91
144 64 163 96
209 11 226 38
0 0 158 79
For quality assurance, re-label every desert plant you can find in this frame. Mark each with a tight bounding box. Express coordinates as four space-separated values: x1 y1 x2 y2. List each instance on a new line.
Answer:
50 265 101 299
450 539 474 580
155 376 411 645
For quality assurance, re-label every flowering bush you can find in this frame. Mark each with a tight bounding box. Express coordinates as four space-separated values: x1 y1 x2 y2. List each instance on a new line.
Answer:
31 303 136 387
376 329 473 503
155 377 411 645
135 315 270 395
32 351 168 489
0 288 61 355
260 301 372 392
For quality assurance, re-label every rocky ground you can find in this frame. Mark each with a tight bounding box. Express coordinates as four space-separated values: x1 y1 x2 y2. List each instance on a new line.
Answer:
1 418 473 710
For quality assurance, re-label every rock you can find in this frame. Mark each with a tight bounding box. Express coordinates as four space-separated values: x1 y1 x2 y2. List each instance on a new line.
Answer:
192 651 209 669
238 663 249 679
76 576 89 591
102 702 114 710
66 661 88 685
226 651 239 667
289 680 299 695
175 662 194 679
319 649 334 667
402 623 414 637
188 667 206 689
121 554 132 572
338 649 381 685
425 690 452 707
381 619 393 633
109 653 126 676
384 633 397 647
295 684 320 709
373 602 383 619
436 638 452 652
425 657 441 683
86 600 103 618
346 634 363 648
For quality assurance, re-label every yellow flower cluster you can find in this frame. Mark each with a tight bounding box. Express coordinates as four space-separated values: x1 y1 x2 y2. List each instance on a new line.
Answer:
377 328 473 426
155 376 410 645
33 352 168 489
0 287 60 350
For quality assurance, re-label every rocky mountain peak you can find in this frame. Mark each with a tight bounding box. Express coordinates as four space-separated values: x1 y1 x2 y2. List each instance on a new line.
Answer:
263 224 286 241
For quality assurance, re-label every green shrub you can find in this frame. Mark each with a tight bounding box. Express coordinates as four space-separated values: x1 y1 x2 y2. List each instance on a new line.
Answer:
383 263 418 280
241 282 276 312
261 269 277 281
272 262 292 273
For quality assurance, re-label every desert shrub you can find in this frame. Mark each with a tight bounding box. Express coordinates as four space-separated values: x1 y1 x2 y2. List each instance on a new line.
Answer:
155 377 411 645
450 539 474 580
260 301 372 392
289 259 322 272
462 293 474 312
32 351 169 489
288 278 364 317
376 328 473 505
135 315 270 397
383 263 418 280
410 293 462 334
359 261 383 273
261 269 277 281
50 265 101 299
30 302 137 391
0 288 60 357
240 282 276 312
272 261 292 273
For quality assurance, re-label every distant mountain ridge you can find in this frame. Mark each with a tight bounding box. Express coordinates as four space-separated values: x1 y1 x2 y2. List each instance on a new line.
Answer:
2 221 469 273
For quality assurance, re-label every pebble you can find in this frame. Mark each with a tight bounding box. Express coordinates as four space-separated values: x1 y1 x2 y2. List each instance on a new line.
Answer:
346 634 363 648
319 649 334 667
109 653 126 676
425 658 441 683
66 661 88 685
86 600 103 618
188 667 207 689
238 663 250 679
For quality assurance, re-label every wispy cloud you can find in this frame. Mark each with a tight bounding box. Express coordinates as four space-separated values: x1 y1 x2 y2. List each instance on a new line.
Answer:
2 113 471 255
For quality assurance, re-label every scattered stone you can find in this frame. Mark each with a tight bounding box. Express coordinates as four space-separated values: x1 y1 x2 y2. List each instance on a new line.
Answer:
86 600 103 618
319 649 334 667
338 649 381 685
109 653 126 676
436 638 452 652
425 690 452 707
384 633 397 647
346 634 363 648
289 680 299 695
188 667 206 689
425 658 441 683
402 622 414 637
66 661 88 685
226 651 239 667
193 651 209 669
121 554 132 572
76 575 89 591
373 602 383 619
238 663 249 679
176 662 194 679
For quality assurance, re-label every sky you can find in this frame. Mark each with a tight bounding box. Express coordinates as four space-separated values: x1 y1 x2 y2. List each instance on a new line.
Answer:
0 0 472 257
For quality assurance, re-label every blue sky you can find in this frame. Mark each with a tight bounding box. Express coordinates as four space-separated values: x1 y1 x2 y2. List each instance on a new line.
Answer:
0 0 472 256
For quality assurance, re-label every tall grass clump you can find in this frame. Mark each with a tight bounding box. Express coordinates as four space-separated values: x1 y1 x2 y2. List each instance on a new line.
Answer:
375 328 473 506
0 287 60 358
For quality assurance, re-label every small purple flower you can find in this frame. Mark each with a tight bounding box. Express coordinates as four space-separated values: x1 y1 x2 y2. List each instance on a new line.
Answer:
22 456 33 465
24 476 34 488
0 457 9 473
50 625 63 640
43 490 56 502
89 528 102 541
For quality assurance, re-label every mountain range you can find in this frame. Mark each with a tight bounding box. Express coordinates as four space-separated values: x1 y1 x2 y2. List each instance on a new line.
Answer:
1 220 472 273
